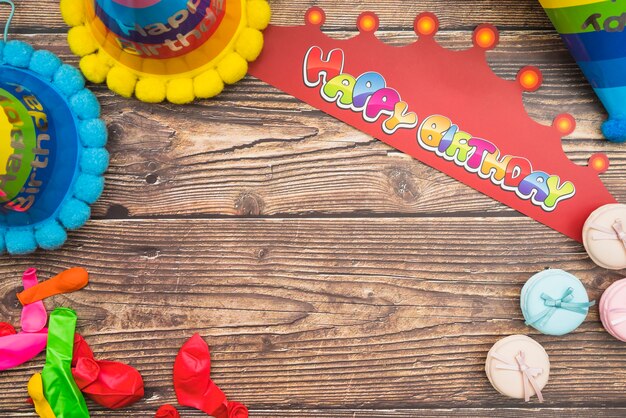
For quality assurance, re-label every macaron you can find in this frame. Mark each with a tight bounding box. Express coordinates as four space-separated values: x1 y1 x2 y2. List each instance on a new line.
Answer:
520 269 594 336
485 335 549 402
583 204 626 270
600 278 626 342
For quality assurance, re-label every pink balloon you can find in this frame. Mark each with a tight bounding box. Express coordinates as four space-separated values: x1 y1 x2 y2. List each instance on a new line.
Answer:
20 268 47 333
0 329 47 371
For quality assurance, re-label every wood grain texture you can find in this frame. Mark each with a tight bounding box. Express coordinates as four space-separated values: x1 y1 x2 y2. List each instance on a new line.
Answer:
2 0 626 417
1 219 626 416
9 409 626 418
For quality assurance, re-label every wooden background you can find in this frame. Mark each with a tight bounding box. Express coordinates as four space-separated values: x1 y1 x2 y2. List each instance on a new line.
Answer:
2 0 626 416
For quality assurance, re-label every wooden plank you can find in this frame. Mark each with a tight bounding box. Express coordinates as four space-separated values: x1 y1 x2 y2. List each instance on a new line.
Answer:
1 218 624 415
6 32 619 219
225 410 626 418
1 1 623 416
9 408 626 418
6 0 555 32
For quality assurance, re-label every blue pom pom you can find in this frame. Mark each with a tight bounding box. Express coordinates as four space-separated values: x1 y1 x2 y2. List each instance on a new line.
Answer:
70 89 100 120
79 118 108 148
5 228 37 255
35 221 67 250
80 148 109 175
53 64 85 97
59 198 91 230
602 118 626 143
29 50 62 80
4 40 34 68
74 173 105 204
0 228 5 254
0 44 109 253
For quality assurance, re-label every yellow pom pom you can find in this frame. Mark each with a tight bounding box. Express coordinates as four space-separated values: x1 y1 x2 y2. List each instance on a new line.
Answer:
194 69 224 99
236 28 264 62
79 54 110 84
247 0 271 30
68 26 97 57
166 78 195 104
106 66 137 98
217 52 248 85
136 77 167 103
60 0 85 27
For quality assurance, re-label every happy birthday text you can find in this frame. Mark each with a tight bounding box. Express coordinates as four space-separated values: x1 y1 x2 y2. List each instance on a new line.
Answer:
303 46 576 211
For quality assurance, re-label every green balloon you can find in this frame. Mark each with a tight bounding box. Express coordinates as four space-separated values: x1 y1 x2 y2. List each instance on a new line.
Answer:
41 307 90 418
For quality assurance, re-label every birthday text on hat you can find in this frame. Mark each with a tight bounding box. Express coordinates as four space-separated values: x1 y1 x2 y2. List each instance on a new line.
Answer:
111 0 224 59
303 46 576 212
0 85 50 212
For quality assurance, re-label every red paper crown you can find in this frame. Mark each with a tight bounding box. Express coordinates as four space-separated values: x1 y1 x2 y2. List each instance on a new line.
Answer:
249 8 617 242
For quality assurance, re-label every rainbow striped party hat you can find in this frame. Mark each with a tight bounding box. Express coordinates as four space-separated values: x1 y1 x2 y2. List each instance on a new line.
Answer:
60 0 271 104
540 0 626 142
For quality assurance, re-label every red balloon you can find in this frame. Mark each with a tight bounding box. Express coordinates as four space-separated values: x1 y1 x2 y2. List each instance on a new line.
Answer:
155 404 180 418
227 401 249 418
0 322 16 337
173 334 249 418
71 334 144 409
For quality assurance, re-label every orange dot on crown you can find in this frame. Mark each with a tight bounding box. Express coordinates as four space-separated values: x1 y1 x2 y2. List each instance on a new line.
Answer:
553 113 576 135
517 66 542 92
473 24 499 49
588 153 609 174
358 12 379 33
414 12 439 36
306 7 325 26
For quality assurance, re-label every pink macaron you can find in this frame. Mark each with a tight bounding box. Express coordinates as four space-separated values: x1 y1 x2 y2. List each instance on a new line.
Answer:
600 278 626 342
485 335 549 402
583 204 626 270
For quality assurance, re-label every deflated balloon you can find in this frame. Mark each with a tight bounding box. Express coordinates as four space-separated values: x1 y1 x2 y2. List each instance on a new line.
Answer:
0 322 16 337
17 267 89 306
0 268 49 371
28 373 57 418
155 404 180 418
20 268 48 333
173 333 249 418
227 401 250 418
41 308 89 418
0 329 47 371
71 334 144 409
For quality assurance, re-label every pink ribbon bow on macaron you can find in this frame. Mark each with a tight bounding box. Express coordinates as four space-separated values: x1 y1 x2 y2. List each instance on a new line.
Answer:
612 219 626 247
491 351 544 402
591 219 626 248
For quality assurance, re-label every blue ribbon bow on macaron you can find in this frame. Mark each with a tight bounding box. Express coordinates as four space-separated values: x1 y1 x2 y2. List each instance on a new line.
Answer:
525 287 596 327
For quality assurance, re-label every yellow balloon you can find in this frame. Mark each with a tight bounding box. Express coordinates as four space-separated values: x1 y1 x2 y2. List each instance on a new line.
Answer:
27 373 57 418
